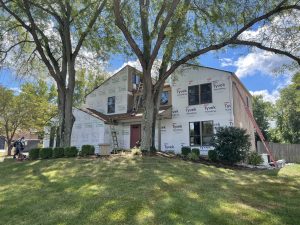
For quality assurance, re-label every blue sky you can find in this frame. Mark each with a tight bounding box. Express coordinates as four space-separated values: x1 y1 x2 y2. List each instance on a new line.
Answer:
0 46 292 102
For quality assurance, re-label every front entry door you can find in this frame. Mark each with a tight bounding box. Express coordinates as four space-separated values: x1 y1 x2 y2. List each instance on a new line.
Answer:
130 124 141 148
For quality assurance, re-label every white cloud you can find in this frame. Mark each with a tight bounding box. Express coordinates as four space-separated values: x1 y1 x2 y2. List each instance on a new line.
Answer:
221 12 299 78
222 50 293 78
220 58 234 67
249 89 280 103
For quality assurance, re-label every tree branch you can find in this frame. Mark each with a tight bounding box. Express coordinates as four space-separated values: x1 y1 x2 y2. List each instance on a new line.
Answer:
113 0 146 68
231 39 300 64
159 0 300 84
139 0 151 65
149 0 181 67
73 0 107 58
150 0 166 38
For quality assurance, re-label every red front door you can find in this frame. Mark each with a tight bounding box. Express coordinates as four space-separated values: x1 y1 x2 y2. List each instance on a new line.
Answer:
130 124 141 148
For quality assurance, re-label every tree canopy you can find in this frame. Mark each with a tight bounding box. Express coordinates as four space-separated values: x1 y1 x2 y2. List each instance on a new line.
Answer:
0 0 118 147
0 80 56 154
113 0 300 150
252 95 273 141
273 72 300 143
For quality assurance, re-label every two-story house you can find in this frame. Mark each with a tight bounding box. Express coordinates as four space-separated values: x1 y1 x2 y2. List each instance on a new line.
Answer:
43 64 255 155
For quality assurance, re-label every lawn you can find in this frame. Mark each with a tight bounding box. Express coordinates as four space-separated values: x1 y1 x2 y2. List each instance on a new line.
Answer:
0 156 299 225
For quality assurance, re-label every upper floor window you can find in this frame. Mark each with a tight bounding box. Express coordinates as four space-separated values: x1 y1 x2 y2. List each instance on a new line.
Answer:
188 83 212 105
160 91 169 105
189 120 214 146
107 96 115 114
132 74 141 84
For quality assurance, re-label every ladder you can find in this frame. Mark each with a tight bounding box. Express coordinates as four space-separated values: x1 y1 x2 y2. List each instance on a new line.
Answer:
233 82 277 166
133 82 143 112
110 124 118 154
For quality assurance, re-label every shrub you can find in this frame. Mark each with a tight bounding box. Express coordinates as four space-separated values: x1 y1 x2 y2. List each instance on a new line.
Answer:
211 127 251 165
131 147 142 156
248 152 263 165
181 146 191 156
191 148 200 156
52 147 64 158
187 152 199 161
208 150 218 162
64 146 78 157
39 148 53 159
29 148 40 160
80 145 95 156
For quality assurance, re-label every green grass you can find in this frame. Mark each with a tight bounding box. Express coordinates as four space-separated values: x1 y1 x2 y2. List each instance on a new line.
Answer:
0 156 299 225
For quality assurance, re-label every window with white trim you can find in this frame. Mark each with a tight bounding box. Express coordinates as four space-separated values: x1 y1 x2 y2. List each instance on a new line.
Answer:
107 96 115 114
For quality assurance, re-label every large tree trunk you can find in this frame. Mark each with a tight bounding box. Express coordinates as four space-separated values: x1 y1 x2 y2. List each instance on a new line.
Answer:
141 92 155 151
7 139 13 156
57 85 75 147
151 86 163 149
140 71 162 151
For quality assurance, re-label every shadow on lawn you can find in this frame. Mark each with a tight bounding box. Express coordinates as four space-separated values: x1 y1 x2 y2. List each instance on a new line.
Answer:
0 157 299 225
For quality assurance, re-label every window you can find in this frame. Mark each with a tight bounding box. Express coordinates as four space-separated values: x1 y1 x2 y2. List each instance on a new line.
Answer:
107 96 115 114
188 85 199 105
189 121 214 146
160 91 169 105
188 83 212 105
246 96 249 107
200 83 212 104
132 74 141 84
189 122 201 145
201 121 214 145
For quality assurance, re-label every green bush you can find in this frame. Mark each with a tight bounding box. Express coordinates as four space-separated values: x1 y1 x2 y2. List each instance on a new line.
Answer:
248 152 263 165
52 147 64 158
211 127 251 165
29 148 40 160
181 146 191 156
187 152 199 161
80 145 95 156
191 148 200 156
39 148 53 159
131 147 142 156
64 146 78 157
208 150 218 162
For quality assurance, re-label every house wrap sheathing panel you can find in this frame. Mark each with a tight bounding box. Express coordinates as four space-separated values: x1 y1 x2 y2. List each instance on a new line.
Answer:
159 65 235 154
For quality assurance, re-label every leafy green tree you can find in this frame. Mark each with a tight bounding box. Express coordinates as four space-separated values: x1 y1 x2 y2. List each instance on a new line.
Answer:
252 95 273 141
273 73 300 144
0 80 56 155
73 69 108 107
0 0 116 147
113 0 300 150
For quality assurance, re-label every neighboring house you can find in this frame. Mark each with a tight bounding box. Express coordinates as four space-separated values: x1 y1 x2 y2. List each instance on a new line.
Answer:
43 64 255 155
0 136 6 151
0 133 40 154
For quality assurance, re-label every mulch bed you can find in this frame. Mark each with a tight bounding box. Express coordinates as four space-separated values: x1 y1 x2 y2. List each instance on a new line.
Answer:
155 151 271 171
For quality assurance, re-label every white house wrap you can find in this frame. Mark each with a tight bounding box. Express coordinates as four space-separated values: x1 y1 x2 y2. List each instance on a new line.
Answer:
44 64 255 155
